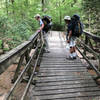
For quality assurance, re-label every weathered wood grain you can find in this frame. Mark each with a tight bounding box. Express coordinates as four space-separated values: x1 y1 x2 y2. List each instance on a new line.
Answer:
29 31 100 100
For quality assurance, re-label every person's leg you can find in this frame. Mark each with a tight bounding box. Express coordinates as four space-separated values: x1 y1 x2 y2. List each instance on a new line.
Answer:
45 33 49 50
69 37 74 59
69 46 74 58
43 32 49 52
68 36 77 59
72 37 77 59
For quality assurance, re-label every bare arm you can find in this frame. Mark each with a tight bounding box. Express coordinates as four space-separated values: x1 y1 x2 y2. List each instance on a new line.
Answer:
67 30 72 43
68 30 72 40
39 23 44 31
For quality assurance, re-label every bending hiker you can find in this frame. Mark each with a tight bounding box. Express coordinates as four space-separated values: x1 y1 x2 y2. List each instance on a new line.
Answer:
42 15 52 33
34 14 49 53
42 15 53 35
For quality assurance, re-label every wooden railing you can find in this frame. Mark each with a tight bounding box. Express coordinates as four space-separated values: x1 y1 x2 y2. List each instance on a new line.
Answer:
0 30 100 99
0 31 44 100
76 31 100 78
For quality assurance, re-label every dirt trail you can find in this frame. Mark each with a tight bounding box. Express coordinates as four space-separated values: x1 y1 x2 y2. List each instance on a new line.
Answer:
0 64 17 99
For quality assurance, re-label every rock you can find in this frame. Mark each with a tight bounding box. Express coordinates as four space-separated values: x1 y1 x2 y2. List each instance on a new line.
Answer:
4 42 9 50
0 93 7 100
0 49 3 54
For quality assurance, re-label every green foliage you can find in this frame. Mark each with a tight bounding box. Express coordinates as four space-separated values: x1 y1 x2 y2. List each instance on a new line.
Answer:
0 40 3 49
0 0 99 51
3 48 9 51
0 16 8 35
42 0 82 30
52 23 64 31
0 16 37 50
82 0 100 35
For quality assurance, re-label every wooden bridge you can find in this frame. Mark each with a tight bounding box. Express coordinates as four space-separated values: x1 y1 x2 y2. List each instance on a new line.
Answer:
0 31 100 100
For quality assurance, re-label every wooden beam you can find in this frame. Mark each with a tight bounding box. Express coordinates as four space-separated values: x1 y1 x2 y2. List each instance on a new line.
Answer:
84 31 100 42
0 32 40 75
0 41 30 74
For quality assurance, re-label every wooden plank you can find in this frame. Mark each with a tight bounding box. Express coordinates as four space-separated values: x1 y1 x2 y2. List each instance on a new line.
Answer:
38 75 92 80
36 79 95 87
33 91 100 100
29 31 100 100
41 61 82 64
37 75 92 78
48 96 100 100
35 83 97 91
41 59 82 61
38 71 91 77
40 65 86 69
40 66 86 69
39 67 86 70
38 71 91 76
37 77 93 83
34 87 100 96
39 69 87 73
41 61 82 63
40 63 85 66
41 59 82 63
40 63 84 66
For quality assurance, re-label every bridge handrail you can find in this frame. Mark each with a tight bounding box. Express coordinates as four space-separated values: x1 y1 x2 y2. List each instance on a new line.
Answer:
0 31 39 75
83 31 100 42
77 30 100 77
2 31 44 100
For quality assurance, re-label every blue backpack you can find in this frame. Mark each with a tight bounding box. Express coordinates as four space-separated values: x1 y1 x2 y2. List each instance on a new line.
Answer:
71 15 83 37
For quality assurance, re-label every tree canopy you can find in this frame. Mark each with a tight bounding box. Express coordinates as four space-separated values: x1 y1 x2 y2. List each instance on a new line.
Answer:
0 0 99 51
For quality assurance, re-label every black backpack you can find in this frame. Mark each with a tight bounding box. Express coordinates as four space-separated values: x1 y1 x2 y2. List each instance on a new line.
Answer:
42 16 51 32
71 15 83 37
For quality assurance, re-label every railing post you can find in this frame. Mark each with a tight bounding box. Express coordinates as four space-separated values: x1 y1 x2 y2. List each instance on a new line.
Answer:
83 35 88 56
12 54 25 83
88 39 93 50
99 55 100 71
25 50 32 78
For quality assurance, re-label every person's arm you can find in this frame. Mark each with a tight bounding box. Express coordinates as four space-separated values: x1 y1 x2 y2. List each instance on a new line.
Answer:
67 30 72 43
37 19 44 32
39 23 44 31
37 23 44 33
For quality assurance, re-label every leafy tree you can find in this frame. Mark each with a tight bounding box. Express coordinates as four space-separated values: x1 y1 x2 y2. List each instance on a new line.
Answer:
82 0 100 35
0 0 99 52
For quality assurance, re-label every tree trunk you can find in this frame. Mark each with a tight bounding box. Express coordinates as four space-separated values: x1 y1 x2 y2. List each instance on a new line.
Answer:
5 0 8 15
25 0 29 7
59 10 62 24
59 2 62 24
11 0 14 14
42 0 45 12
88 9 91 32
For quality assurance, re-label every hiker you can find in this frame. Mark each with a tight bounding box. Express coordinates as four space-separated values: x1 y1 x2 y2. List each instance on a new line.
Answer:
34 14 49 53
64 15 77 59
42 15 52 33
42 15 52 35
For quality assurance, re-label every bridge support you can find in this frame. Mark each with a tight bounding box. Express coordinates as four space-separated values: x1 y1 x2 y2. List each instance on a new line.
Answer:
12 54 25 83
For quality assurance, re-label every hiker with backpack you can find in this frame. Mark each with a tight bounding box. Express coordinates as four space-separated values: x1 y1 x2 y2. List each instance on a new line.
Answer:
34 14 50 53
42 15 52 33
64 14 83 59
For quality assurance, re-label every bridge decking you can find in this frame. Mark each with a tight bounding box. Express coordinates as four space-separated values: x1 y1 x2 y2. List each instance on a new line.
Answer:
30 31 100 100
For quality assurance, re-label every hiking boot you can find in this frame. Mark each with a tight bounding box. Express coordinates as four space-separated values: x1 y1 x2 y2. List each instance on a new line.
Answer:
66 56 73 60
73 57 77 59
44 49 50 53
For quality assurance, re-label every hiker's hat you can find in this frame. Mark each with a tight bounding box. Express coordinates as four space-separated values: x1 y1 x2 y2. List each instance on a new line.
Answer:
34 14 40 18
64 16 71 20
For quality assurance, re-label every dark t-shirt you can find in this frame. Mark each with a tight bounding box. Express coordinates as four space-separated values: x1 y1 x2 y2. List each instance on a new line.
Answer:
67 22 75 36
42 17 51 33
